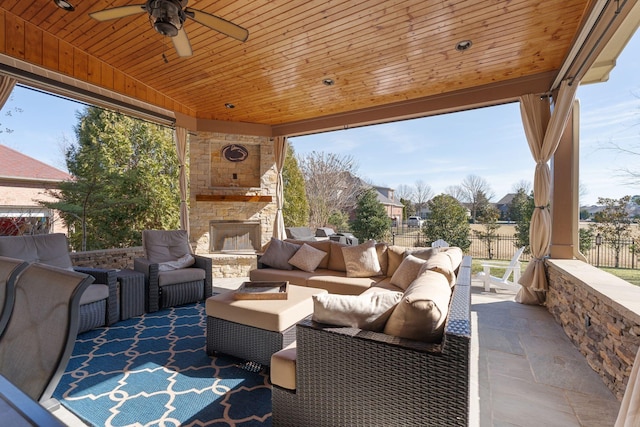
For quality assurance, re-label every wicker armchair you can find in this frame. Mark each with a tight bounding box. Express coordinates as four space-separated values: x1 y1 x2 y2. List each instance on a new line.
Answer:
0 234 119 333
271 256 472 427
134 230 212 312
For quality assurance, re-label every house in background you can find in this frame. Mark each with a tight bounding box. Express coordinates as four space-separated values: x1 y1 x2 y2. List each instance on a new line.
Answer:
495 193 516 221
0 144 70 235
374 186 404 223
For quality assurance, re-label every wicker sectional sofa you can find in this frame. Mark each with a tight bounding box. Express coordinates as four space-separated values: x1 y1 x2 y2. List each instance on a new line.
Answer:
249 238 472 426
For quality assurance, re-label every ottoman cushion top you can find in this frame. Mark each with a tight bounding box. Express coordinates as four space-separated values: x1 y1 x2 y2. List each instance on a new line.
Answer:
206 284 327 332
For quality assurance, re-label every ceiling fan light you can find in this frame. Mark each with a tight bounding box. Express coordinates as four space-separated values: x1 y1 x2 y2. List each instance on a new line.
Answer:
54 0 75 11
154 20 179 37
149 0 184 37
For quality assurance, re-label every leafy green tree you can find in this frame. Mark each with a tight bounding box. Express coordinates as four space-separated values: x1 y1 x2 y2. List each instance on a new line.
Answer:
590 196 634 267
423 194 470 251
579 227 594 255
327 210 349 232
509 189 535 253
43 107 180 250
472 204 501 259
282 144 309 226
350 188 390 241
400 198 415 220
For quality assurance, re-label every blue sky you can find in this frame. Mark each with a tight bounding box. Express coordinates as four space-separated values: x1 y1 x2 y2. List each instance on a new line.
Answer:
1 30 639 206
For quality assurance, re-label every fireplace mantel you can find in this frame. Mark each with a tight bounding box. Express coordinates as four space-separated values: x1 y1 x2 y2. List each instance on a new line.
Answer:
196 195 273 202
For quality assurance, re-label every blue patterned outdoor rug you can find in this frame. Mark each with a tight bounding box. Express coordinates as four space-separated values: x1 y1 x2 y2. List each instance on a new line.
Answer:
53 302 272 427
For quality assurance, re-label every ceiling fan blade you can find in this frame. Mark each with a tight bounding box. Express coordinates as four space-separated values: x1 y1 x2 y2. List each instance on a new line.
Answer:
184 8 249 42
89 5 146 22
172 28 193 57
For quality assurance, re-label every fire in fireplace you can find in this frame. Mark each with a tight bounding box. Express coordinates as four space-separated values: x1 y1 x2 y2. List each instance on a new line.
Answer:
209 221 261 253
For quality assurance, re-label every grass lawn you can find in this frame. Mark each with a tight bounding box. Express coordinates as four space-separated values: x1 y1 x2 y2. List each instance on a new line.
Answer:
599 267 640 286
472 259 640 286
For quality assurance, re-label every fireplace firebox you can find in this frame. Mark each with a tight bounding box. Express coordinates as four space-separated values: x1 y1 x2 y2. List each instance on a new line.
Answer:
209 221 261 253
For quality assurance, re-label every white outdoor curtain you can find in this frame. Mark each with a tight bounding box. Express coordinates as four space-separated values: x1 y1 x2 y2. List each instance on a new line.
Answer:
174 126 190 233
0 75 16 110
517 80 579 304
272 136 288 240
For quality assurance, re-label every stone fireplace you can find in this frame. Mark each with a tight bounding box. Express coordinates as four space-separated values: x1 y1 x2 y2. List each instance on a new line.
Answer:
188 132 277 277
209 221 261 253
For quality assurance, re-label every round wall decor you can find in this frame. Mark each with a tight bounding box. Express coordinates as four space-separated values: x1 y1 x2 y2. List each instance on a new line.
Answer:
221 144 249 162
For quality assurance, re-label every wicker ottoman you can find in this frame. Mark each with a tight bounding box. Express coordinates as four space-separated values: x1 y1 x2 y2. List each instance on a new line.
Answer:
205 284 327 366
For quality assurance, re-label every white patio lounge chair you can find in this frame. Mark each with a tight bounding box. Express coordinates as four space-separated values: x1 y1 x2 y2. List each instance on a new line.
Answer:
477 246 525 292
431 239 449 248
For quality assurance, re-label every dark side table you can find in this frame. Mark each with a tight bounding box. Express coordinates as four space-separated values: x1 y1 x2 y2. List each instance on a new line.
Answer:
115 269 145 320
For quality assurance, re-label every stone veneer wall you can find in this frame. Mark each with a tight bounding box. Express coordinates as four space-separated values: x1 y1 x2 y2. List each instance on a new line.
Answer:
546 259 640 400
189 132 276 277
70 247 144 269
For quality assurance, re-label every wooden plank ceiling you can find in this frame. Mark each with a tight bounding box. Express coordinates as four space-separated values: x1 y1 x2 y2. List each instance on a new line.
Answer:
0 0 595 132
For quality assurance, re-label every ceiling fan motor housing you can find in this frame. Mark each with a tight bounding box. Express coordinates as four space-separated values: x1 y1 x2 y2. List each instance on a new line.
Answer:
147 0 186 37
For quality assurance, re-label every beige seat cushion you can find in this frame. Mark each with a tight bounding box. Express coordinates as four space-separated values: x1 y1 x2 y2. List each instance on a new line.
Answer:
383 270 452 343
79 284 109 305
271 341 297 390
205 284 327 332
306 270 382 295
249 268 313 287
157 268 206 287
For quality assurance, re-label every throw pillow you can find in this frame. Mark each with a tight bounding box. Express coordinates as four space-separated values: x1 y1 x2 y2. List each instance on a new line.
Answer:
384 270 452 342
158 253 195 271
341 240 383 278
441 247 464 271
312 291 403 332
386 245 407 277
327 241 348 272
288 243 327 272
421 252 456 286
405 247 438 261
389 254 427 290
259 238 301 270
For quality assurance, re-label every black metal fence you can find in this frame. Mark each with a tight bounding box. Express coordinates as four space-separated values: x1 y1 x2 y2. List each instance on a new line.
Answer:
388 229 638 269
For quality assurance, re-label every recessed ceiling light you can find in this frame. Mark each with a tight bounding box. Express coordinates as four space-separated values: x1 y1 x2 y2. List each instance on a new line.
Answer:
224 103 235 109
322 78 335 86
455 40 472 52
54 0 75 11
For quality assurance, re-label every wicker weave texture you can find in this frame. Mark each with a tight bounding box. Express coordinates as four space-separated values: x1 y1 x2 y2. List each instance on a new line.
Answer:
161 280 204 308
272 256 473 427
116 270 145 320
78 300 107 334
206 316 296 366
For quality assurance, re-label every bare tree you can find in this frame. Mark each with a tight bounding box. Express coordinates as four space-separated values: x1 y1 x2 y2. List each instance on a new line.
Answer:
298 151 363 228
448 174 495 222
413 180 433 216
395 184 415 201
511 180 532 194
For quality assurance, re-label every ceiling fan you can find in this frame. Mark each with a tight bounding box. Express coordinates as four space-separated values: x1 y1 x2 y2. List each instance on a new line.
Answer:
88 0 249 57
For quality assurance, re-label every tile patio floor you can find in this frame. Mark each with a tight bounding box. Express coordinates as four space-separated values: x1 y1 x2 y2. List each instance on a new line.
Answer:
53 277 622 426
